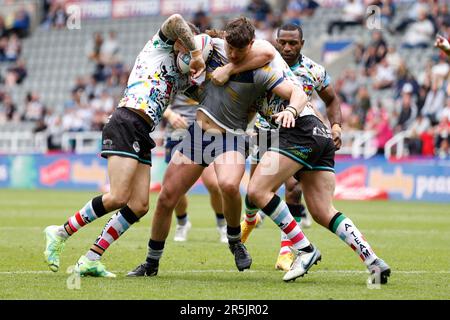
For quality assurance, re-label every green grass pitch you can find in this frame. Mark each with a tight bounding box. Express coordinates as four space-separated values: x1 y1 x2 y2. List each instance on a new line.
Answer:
0 189 449 300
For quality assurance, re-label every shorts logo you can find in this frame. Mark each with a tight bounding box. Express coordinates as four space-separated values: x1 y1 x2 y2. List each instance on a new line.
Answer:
313 126 332 139
133 141 140 153
103 139 113 147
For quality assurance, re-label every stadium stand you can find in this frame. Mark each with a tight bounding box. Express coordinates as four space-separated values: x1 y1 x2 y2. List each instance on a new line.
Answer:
0 0 449 159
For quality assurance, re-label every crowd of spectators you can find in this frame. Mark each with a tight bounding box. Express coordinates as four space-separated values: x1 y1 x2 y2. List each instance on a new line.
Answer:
0 0 449 158
0 6 30 125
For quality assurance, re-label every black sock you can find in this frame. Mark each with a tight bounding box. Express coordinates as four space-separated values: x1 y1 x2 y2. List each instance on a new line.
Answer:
227 225 241 244
261 194 281 217
146 239 165 265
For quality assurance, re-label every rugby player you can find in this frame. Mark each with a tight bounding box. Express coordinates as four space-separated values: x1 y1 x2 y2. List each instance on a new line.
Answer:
127 17 312 278
43 14 205 277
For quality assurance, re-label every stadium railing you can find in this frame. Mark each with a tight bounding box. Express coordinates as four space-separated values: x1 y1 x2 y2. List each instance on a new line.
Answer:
1 130 380 158
60 131 102 154
336 130 376 159
384 130 409 159
0 131 47 154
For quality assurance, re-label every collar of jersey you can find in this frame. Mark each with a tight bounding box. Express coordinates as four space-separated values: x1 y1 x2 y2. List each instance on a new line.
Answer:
290 55 303 71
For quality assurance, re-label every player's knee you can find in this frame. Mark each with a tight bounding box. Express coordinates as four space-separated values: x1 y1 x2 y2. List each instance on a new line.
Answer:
285 188 301 204
247 183 263 206
109 193 130 208
219 181 240 197
205 183 221 197
135 203 149 216
203 178 220 194
157 187 178 210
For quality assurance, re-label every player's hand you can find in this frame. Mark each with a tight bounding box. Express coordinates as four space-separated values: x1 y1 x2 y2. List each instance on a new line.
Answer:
434 35 450 51
272 111 296 128
168 112 188 129
331 124 342 150
211 65 231 86
189 49 206 79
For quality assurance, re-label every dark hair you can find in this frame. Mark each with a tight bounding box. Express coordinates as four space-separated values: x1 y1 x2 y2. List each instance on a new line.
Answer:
277 23 303 40
205 28 226 39
224 17 255 48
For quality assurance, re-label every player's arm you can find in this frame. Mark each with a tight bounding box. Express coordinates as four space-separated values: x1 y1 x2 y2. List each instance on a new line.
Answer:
211 40 276 86
163 107 189 129
271 81 308 128
435 35 450 56
318 85 342 150
161 14 205 77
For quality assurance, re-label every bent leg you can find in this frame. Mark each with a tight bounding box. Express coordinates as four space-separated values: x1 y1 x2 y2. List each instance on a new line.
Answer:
299 171 390 283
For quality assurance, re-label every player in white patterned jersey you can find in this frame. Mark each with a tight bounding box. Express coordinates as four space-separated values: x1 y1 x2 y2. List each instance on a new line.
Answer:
43 14 206 277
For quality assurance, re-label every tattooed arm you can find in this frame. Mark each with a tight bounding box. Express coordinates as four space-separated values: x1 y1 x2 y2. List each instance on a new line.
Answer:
161 14 197 51
161 14 205 77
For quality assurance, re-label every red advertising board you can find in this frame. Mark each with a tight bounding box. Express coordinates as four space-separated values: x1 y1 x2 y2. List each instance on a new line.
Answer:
112 0 160 18
210 0 247 14
66 0 111 19
160 0 209 15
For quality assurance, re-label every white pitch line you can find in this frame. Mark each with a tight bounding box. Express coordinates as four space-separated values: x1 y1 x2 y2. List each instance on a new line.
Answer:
1 270 449 275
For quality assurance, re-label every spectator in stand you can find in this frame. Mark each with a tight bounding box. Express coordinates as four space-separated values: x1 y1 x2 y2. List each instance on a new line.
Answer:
406 114 431 155
192 8 212 33
364 100 393 155
11 8 30 38
421 79 446 125
394 83 418 132
5 59 27 87
391 0 429 34
374 0 396 26
362 31 388 76
22 92 45 122
4 33 21 62
401 9 434 49
327 0 365 35
0 93 17 123
435 96 450 158
100 31 120 65
394 61 419 100
417 84 430 115
44 110 64 150
51 3 68 29
385 46 402 72
362 44 379 76
353 41 365 64
87 32 103 63
431 54 450 85
355 85 371 127
338 69 359 105
247 0 272 23
0 16 6 38
253 19 273 41
0 36 7 62
370 30 387 60
428 2 441 35
437 3 450 32
372 57 396 90
285 0 319 25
